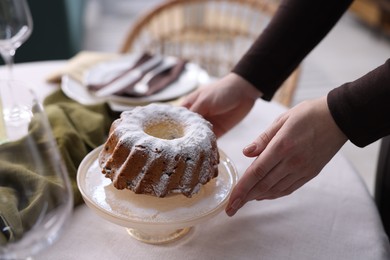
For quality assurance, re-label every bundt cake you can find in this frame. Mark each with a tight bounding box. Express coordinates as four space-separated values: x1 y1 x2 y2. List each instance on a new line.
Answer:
98 103 219 198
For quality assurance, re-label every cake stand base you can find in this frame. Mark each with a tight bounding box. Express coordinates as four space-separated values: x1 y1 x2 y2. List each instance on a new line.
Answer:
126 227 192 244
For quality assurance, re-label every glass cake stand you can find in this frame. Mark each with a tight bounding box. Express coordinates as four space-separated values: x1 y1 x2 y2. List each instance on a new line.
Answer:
77 145 238 244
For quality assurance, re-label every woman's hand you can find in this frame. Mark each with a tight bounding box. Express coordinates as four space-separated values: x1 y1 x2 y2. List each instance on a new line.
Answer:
181 73 261 138
225 96 348 216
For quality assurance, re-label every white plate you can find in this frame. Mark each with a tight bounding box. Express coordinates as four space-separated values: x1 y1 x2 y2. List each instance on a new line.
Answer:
61 60 210 111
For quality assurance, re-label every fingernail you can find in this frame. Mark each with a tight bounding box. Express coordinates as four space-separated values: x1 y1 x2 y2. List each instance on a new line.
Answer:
230 198 242 210
226 207 236 217
226 198 242 217
243 143 257 154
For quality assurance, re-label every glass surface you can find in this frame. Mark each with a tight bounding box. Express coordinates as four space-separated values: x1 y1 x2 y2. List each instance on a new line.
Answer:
0 0 33 77
0 80 73 259
78 146 238 244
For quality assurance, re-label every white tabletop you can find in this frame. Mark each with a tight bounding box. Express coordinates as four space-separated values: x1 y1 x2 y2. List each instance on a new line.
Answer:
4 61 389 260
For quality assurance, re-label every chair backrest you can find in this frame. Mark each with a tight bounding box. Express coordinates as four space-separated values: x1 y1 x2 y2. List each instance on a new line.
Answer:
120 0 299 106
375 135 390 237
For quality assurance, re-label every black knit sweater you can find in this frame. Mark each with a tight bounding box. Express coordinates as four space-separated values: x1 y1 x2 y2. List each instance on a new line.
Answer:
233 0 390 147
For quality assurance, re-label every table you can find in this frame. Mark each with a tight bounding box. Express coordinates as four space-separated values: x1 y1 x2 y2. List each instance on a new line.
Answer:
4 61 390 260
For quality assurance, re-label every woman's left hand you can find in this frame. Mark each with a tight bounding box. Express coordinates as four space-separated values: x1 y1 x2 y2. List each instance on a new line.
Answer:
225 96 348 216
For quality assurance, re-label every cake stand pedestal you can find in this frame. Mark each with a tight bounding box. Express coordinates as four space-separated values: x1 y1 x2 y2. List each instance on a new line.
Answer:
77 146 238 244
126 226 191 244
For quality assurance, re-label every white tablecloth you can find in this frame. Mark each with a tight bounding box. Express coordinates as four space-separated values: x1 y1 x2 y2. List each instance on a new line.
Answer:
4 61 389 260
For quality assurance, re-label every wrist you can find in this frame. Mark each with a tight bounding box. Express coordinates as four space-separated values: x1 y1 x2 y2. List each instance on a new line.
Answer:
228 73 263 100
320 96 348 145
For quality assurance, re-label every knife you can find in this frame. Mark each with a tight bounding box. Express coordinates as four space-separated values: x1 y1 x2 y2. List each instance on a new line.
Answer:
93 55 163 97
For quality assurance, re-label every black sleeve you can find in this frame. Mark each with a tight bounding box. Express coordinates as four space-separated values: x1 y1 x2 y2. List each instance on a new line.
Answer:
232 0 353 100
327 59 390 147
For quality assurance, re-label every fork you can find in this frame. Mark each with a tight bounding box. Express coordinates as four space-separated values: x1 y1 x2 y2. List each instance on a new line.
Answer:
133 56 178 95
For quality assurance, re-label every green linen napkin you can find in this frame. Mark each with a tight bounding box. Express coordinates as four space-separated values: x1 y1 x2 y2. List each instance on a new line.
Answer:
0 90 119 245
43 90 119 205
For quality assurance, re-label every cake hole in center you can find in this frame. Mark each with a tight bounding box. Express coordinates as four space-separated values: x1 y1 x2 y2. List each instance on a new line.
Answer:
144 119 184 140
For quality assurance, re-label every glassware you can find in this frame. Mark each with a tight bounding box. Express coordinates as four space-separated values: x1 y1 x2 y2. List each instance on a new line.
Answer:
0 0 33 77
0 80 73 259
78 146 237 244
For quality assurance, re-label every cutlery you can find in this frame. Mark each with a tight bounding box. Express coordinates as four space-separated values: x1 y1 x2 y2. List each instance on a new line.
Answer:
133 56 178 95
94 55 163 97
84 53 144 88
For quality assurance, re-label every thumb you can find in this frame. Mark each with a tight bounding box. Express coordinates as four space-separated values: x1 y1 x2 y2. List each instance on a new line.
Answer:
180 91 209 116
243 115 285 157
180 90 200 109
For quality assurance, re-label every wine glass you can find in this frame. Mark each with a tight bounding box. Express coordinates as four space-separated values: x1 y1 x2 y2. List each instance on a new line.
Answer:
0 0 33 77
0 80 73 259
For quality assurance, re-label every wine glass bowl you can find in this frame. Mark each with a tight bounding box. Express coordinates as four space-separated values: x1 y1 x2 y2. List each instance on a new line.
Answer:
0 80 73 259
0 0 33 75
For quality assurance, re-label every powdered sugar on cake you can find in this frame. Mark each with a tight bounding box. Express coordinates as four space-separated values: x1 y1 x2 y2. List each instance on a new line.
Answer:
98 103 219 198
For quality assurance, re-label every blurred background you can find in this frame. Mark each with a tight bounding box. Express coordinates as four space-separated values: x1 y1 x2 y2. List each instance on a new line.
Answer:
13 0 390 195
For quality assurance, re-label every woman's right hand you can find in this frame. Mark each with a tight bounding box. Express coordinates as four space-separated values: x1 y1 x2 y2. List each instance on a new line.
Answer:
181 73 262 138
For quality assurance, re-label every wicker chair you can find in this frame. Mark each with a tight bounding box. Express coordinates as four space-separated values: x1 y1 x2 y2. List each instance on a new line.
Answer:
120 0 299 106
121 0 299 106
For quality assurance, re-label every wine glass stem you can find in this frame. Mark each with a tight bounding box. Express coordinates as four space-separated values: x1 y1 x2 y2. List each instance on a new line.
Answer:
0 51 18 130
1 50 15 79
